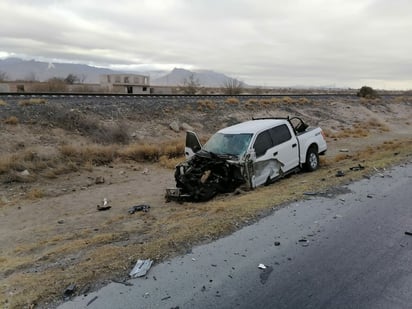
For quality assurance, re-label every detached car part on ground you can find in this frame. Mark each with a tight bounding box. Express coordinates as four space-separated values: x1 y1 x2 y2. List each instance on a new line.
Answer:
166 117 327 202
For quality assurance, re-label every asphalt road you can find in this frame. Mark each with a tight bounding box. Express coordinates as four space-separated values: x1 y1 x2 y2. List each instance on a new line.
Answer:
58 162 412 309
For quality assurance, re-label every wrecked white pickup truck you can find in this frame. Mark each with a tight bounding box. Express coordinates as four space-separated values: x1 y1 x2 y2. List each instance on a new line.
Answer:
166 117 327 202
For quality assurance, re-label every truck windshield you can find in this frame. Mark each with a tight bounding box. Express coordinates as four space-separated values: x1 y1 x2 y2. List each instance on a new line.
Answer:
203 133 253 157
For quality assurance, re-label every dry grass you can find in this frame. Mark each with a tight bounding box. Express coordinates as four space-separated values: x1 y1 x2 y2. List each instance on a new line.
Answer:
225 97 240 104
197 99 217 110
0 99 7 106
26 188 45 199
118 143 159 162
59 144 118 165
325 118 390 140
4 116 19 125
0 140 185 184
18 98 47 106
159 155 184 169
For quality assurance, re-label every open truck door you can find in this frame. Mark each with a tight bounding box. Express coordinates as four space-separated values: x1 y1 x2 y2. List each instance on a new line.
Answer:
185 131 202 159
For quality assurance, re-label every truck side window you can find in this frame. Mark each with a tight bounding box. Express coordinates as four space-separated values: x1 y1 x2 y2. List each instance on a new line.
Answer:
253 131 273 157
269 124 292 146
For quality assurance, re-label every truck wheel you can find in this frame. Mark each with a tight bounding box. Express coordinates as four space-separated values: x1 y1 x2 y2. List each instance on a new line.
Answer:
305 147 319 172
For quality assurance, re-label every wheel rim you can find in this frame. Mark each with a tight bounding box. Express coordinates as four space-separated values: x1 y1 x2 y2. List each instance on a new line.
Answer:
309 152 318 169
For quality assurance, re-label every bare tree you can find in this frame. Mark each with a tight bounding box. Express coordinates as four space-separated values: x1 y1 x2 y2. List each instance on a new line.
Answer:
181 74 201 95
0 71 9 82
64 73 80 84
222 78 244 95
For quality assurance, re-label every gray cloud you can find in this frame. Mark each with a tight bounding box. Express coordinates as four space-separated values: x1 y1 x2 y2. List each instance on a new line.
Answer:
0 0 411 89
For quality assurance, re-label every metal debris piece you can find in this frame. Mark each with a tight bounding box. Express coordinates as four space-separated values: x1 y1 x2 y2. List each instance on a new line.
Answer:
86 296 98 306
405 231 412 236
259 266 273 284
303 192 318 196
258 263 267 269
350 164 365 171
112 279 133 286
335 170 345 177
274 241 280 246
128 204 150 214
95 176 105 184
97 198 111 211
129 259 153 278
63 283 76 300
339 149 349 153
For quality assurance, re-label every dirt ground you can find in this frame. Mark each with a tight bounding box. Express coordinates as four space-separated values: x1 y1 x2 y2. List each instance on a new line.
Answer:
1 95 412 308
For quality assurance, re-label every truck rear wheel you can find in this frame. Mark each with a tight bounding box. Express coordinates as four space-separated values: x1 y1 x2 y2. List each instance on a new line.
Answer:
305 147 319 172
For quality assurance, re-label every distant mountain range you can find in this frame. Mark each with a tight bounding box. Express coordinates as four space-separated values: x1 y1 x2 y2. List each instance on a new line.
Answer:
0 58 240 87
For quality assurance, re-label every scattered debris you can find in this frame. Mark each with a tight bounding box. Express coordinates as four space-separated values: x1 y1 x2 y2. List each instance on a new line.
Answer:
128 204 150 214
95 176 105 184
112 279 133 286
373 167 385 178
129 259 153 278
63 283 76 300
367 194 373 199
142 168 149 175
405 231 412 236
86 296 98 306
259 265 273 284
274 241 280 246
57 219 65 224
303 192 318 196
339 149 349 153
258 263 267 269
161 296 171 301
350 164 365 171
335 170 345 177
97 198 111 211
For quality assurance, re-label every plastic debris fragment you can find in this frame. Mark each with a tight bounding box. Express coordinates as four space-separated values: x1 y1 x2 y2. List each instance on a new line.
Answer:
129 259 153 278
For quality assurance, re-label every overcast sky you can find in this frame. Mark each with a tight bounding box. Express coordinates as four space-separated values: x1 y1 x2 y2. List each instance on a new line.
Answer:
1 0 411 89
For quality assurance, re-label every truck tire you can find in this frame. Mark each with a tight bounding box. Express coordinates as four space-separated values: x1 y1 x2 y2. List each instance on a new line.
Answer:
305 147 319 172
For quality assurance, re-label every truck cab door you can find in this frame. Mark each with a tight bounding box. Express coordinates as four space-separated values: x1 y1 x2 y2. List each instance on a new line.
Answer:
185 131 202 159
251 130 282 187
268 124 299 171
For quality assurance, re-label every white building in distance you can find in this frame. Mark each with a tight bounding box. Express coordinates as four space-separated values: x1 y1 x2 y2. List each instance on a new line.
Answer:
100 74 150 94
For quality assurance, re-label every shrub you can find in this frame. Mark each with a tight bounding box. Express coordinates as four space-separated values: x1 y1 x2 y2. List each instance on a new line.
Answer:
4 116 19 125
59 144 118 165
225 97 239 104
357 86 380 99
0 99 7 106
282 96 294 103
197 100 217 110
18 98 47 106
118 144 160 162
